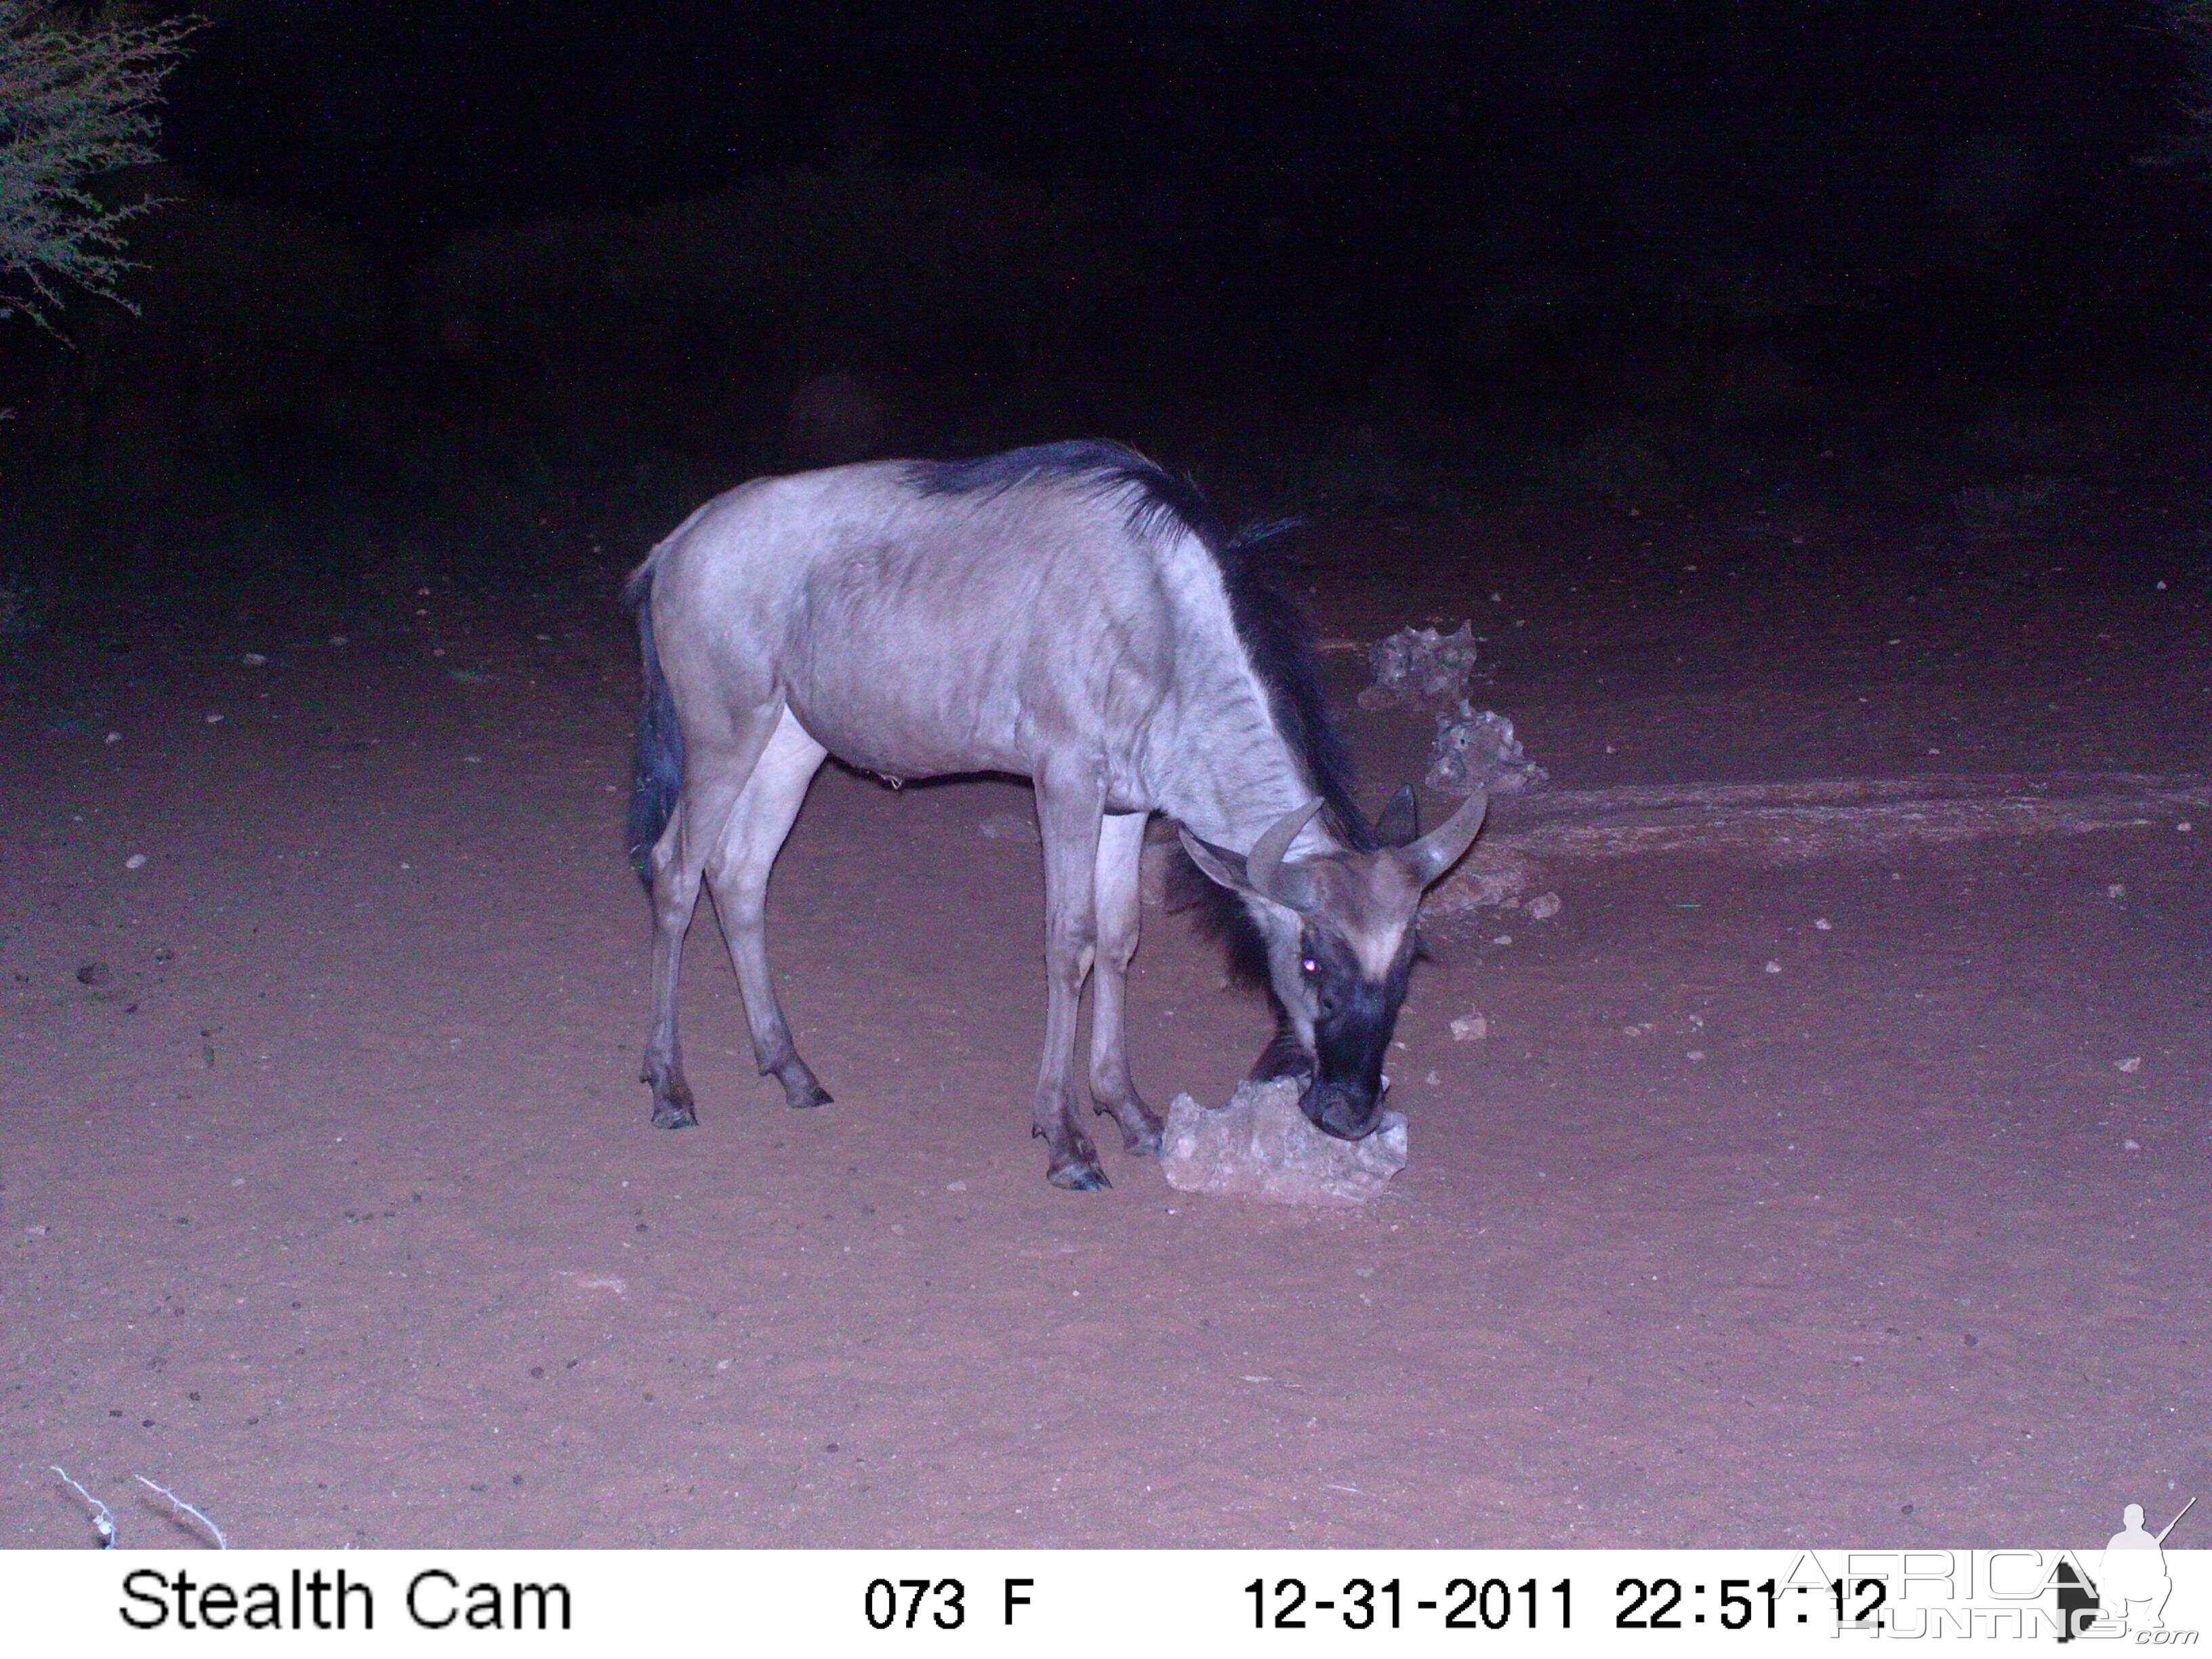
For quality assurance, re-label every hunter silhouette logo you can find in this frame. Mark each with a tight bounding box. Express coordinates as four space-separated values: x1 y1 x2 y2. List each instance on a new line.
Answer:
2055 1495 2196 1641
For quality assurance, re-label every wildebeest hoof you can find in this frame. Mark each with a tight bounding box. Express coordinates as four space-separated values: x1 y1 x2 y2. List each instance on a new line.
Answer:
1040 1122 1109 1190
781 1078 833 1110
1048 1158 1111 1192
646 1063 696 1128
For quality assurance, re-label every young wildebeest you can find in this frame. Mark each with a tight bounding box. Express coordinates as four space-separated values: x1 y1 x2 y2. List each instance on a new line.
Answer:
625 441 1487 1190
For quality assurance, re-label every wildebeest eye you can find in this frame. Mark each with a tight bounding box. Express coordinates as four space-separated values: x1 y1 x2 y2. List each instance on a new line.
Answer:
1300 956 1319 977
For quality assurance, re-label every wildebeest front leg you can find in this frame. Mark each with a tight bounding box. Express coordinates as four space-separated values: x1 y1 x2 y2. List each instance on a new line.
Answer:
705 708 832 1109
1033 771 1107 1189
1087 809 1162 1155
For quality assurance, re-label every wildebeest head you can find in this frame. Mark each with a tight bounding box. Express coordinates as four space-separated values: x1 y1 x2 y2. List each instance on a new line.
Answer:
1180 787 1488 1141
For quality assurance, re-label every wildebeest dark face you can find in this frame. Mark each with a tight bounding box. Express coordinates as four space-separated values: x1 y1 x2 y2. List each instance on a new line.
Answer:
1181 789 1488 1140
1290 913 1415 1138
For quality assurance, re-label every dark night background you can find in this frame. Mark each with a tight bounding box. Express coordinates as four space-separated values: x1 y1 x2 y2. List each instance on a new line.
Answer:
4 0 2209 583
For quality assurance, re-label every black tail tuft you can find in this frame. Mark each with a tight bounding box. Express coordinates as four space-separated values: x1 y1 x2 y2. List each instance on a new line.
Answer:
626 571 682 888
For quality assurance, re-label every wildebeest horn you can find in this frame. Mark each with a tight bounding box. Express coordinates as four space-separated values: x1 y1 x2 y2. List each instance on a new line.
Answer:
1401 787 1488 885
1246 798 1323 912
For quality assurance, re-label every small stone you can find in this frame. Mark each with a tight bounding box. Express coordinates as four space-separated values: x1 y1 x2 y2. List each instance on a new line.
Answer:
123 853 148 870
1814 917 1832 930
1161 1078 1408 1207
241 653 267 667
1422 1069 1440 1086
204 713 224 724
2116 1057 2142 1073
1525 892 1561 920
2122 1139 2142 1151
1449 1012 1488 1042
2106 884 2125 900
75 962 112 987
1764 960 1782 974
104 731 121 745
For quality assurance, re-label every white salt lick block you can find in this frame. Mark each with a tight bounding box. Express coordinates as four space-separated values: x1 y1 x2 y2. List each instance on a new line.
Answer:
1160 1077 1408 1207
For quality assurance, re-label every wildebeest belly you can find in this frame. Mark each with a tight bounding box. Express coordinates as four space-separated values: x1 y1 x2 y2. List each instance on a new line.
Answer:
779 633 1078 781
773 530 1170 783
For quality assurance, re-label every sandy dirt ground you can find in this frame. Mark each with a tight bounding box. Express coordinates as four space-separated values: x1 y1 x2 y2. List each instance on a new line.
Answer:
4 487 2207 1550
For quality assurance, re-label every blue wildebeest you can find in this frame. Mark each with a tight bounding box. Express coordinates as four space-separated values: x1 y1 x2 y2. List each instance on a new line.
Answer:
625 441 1487 1189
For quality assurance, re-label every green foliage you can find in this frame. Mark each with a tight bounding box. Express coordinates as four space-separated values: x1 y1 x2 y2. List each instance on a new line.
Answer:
0 2 202 332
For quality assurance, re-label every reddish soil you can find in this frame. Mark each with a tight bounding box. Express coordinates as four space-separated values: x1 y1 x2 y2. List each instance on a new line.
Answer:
5 489 2207 1549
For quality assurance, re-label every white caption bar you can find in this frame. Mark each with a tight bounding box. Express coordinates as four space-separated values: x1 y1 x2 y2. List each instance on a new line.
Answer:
6 1549 2206 1654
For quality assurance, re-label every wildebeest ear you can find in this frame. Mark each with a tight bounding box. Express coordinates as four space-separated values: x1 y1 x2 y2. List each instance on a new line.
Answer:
1180 810 1320 913
1374 783 1420 848
1177 828 1250 895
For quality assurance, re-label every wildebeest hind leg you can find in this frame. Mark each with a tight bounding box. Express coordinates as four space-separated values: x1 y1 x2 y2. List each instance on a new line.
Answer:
705 707 832 1110
1087 809 1162 1155
642 784 728 1128
640 701 783 1128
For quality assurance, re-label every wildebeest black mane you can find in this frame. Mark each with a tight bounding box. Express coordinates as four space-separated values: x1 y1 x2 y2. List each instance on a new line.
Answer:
908 441 1374 1004
905 439 1223 550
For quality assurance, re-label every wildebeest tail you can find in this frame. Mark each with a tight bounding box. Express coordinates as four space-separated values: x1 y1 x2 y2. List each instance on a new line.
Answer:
625 569 682 888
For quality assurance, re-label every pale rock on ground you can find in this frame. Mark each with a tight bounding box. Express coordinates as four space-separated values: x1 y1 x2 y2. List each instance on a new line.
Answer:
1429 704 1548 796
1160 1078 1409 1206
1361 621 1482 708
